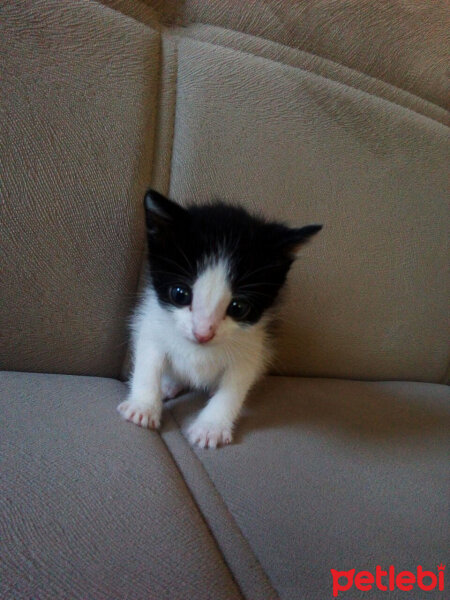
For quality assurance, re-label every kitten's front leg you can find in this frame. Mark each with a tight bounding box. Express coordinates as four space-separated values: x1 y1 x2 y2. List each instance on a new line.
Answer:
117 338 164 429
187 364 260 449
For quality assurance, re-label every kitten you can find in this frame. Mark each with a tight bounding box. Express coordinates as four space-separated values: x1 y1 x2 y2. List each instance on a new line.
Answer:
117 190 321 448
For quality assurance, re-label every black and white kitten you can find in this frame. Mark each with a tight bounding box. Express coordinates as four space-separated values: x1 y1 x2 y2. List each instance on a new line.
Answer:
118 190 321 448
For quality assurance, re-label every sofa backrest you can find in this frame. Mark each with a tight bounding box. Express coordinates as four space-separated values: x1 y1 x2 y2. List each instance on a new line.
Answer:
1 0 159 377
1 0 449 382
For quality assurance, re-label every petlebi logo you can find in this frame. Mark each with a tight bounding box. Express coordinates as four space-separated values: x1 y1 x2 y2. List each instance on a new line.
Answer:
330 564 445 597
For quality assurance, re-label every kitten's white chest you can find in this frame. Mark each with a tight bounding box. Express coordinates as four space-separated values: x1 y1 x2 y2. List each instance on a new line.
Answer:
167 339 227 390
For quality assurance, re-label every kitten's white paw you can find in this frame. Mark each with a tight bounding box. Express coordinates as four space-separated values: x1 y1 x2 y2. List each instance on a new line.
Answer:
187 419 233 449
117 400 161 429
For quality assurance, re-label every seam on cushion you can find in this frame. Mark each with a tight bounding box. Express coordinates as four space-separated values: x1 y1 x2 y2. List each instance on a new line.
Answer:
156 420 246 600
180 20 449 117
121 37 178 378
160 408 280 600
119 31 163 379
165 35 180 197
175 26 449 128
154 431 246 600
164 35 179 196
169 43 178 194
121 35 179 380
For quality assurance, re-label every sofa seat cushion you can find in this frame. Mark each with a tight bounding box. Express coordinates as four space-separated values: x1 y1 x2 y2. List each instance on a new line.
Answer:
0 371 244 600
164 376 450 600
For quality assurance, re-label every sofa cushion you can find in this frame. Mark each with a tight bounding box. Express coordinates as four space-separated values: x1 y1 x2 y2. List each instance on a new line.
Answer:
0 0 159 377
169 37 449 382
0 371 244 600
179 24 447 125
103 0 449 109
165 376 450 600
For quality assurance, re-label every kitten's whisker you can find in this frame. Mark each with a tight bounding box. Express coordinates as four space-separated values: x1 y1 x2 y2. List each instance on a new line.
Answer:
173 243 196 275
152 255 193 279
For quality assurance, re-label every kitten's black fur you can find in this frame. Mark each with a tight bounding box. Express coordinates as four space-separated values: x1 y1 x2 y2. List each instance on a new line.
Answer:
144 189 322 325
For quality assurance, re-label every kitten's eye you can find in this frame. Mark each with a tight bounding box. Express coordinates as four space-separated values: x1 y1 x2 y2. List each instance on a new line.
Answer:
169 285 192 307
227 298 251 321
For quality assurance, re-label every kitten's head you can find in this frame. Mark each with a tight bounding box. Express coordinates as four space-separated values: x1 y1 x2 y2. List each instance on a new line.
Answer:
144 190 321 345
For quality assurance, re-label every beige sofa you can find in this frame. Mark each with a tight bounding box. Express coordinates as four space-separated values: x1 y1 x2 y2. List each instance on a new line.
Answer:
1 1 449 598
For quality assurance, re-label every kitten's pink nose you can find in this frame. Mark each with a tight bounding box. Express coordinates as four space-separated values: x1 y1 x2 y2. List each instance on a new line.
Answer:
194 330 215 344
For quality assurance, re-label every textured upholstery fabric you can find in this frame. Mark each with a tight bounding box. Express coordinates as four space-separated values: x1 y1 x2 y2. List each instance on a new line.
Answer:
166 376 450 600
0 371 243 600
0 0 159 377
169 38 449 382
181 24 448 126
102 0 449 109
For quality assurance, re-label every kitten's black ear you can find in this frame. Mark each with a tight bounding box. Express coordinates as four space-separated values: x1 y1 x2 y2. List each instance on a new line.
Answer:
144 189 188 234
280 224 323 256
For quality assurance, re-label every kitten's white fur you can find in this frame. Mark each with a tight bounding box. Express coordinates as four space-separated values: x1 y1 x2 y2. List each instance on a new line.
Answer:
117 259 270 448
